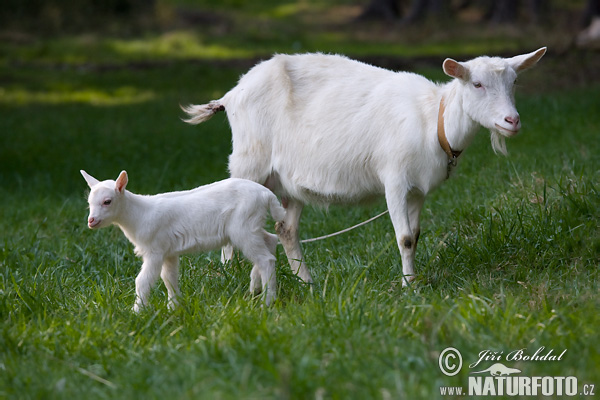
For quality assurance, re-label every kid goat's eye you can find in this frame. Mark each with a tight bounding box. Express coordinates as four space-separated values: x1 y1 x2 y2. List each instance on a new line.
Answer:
103 199 112 205
473 82 482 88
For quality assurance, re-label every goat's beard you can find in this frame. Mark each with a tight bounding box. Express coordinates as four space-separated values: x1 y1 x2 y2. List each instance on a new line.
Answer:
490 129 508 156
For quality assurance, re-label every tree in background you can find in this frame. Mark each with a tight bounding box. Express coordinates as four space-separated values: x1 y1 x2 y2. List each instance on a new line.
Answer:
0 0 156 33
356 0 404 21
577 0 600 48
357 0 548 24
356 0 448 23
581 0 600 26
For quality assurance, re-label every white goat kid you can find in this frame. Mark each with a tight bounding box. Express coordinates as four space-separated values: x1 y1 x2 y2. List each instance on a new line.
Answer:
81 170 285 310
183 48 547 286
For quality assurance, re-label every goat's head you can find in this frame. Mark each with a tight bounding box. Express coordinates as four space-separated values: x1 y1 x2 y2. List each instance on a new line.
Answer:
81 170 128 229
443 47 546 154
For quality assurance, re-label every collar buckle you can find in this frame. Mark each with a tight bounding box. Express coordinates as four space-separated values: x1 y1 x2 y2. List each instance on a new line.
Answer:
438 97 462 179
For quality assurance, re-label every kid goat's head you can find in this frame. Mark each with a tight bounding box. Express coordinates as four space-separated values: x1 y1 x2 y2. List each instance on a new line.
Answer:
81 170 128 229
443 47 547 155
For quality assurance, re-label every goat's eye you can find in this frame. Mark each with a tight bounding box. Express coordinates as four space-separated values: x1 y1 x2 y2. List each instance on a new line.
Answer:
103 199 112 206
473 82 482 88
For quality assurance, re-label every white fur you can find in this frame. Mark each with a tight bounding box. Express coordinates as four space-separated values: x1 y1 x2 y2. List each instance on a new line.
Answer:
81 170 285 309
183 48 546 286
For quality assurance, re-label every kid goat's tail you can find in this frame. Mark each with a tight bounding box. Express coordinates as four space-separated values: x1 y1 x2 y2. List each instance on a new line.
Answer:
181 101 225 125
267 194 286 223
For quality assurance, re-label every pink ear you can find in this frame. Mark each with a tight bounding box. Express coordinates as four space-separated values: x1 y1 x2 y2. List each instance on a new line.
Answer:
115 170 128 193
443 58 468 80
507 47 547 73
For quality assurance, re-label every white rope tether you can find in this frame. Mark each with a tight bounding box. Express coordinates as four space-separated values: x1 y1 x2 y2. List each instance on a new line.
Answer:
299 210 389 244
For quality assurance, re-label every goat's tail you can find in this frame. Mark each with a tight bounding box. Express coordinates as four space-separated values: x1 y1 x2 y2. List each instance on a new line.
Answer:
267 194 286 223
181 101 225 125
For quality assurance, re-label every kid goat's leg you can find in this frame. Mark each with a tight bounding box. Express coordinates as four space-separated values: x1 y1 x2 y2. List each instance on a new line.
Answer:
275 199 313 284
249 266 262 295
161 255 181 310
252 253 277 306
386 185 421 287
134 255 163 312
235 233 277 305
221 243 234 264
249 231 279 295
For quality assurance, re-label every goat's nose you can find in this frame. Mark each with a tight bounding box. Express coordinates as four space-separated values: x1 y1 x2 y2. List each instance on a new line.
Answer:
88 217 95 225
505 115 520 128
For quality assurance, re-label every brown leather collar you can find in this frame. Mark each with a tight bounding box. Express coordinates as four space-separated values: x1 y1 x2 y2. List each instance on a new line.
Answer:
437 97 462 172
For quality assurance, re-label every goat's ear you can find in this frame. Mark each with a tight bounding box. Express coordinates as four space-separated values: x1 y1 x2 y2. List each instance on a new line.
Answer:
115 170 128 193
507 47 547 73
443 58 468 80
81 170 100 188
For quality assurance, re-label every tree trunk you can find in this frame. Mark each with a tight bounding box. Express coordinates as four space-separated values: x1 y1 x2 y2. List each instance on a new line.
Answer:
403 0 447 24
490 0 519 23
581 0 600 27
356 0 402 21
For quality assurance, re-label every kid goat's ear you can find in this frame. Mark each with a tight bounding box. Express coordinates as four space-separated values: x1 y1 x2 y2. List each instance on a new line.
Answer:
443 58 468 80
507 47 547 73
80 170 100 188
115 170 128 193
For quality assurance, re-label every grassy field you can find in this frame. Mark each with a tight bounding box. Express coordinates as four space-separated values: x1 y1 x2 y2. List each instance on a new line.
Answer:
1 3 600 399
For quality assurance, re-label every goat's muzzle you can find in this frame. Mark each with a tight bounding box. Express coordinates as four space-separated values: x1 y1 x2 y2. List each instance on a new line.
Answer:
88 217 101 229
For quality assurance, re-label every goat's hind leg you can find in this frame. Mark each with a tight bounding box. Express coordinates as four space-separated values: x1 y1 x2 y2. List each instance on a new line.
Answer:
264 230 278 255
161 255 181 310
235 235 277 305
249 265 262 295
260 257 277 306
275 199 313 284
250 230 278 295
249 230 279 296
254 253 277 306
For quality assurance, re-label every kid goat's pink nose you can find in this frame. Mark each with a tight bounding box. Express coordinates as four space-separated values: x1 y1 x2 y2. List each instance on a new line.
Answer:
505 115 520 128
88 217 95 225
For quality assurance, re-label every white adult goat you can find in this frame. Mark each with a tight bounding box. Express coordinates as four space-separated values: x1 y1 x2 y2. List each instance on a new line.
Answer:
81 170 285 309
183 48 547 286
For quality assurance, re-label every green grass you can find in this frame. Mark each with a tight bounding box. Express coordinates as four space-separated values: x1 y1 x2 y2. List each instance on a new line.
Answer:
1 7 599 398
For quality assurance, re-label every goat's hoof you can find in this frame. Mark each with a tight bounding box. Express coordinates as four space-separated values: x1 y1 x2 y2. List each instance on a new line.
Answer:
264 292 276 307
297 269 313 284
249 283 262 296
401 275 415 288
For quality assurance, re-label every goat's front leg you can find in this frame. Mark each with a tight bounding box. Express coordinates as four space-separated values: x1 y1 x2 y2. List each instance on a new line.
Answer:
386 185 422 287
408 192 425 253
275 199 313 284
405 193 425 286
133 254 163 312
161 255 181 310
